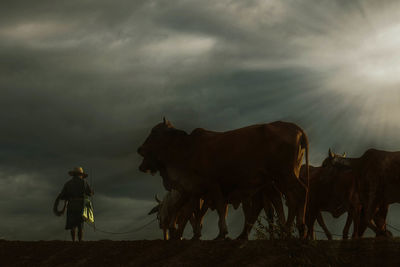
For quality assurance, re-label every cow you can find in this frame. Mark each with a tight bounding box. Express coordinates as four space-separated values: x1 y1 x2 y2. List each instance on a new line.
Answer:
138 118 309 239
148 190 206 240
321 148 400 237
300 165 361 240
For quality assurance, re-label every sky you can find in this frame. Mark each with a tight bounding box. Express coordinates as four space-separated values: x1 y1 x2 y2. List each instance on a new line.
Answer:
1 0 400 241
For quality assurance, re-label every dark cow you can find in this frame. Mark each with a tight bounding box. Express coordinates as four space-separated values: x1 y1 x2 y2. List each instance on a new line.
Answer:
300 165 361 240
138 118 309 239
321 148 400 237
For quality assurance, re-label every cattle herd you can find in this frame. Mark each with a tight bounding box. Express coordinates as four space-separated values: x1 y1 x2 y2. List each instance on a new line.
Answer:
137 118 400 240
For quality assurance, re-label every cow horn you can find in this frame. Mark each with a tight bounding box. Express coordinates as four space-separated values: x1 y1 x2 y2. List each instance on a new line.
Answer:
155 194 161 203
163 117 166 124
148 205 159 215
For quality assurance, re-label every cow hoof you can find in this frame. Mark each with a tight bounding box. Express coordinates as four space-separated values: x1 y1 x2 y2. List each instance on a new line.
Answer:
375 230 391 239
213 235 227 241
235 234 249 241
386 230 393 237
191 236 201 241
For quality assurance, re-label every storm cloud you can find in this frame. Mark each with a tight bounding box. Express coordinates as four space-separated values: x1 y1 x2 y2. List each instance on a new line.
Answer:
2 0 400 240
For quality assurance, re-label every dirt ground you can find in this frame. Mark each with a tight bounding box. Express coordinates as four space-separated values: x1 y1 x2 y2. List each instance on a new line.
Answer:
1 238 400 267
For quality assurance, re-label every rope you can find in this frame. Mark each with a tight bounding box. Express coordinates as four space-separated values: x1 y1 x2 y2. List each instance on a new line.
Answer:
84 167 158 235
86 218 157 235
313 229 343 237
312 223 400 238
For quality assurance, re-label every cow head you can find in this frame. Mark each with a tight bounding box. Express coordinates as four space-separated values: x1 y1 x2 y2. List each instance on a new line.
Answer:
138 118 188 191
148 194 167 229
148 194 161 216
322 148 350 169
148 191 182 240
138 118 173 174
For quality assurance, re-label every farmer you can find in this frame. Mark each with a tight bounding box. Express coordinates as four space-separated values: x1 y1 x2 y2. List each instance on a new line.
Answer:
56 167 94 241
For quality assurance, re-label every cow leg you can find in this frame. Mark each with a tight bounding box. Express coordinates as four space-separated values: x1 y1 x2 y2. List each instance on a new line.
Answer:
305 212 316 240
168 226 178 240
342 212 352 240
214 203 228 240
267 187 286 227
175 197 200 240
316 212 332 240
295 195 308 238
363 202 380 235
237 195 263 240
286 176 307 239
358 203 389 238
168 193 190 240
264 200 275 239
163 228 168 240
374 203 390 237
210 186 228 240
189 215 198 239
350 204 361 239
190 199 202 240
285 206 296 238
360 176 381 235
175 215 190 240
237 198 253 240
192 200 208 240
357 208 368 237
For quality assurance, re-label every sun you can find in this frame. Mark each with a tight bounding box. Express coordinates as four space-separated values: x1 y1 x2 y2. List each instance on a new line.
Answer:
352 24 400 87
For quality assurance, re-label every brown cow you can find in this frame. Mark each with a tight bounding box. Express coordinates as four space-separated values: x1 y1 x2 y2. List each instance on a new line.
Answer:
138 118 309 239
321 148 400 237
300 165 361 240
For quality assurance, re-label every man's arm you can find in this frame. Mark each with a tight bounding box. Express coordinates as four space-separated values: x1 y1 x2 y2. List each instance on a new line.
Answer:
85 181 94 196
59 183 68 200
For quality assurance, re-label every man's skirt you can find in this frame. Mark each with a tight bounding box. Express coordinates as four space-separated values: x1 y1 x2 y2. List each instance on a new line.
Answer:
65 198 84 230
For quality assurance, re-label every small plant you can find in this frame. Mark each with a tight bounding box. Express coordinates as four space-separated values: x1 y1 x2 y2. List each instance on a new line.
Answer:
254 214 295 240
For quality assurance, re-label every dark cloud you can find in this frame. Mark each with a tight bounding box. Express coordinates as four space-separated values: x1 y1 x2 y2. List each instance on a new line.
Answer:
1 0 400 240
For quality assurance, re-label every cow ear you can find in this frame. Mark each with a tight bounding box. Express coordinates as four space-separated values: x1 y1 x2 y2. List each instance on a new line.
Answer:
342 152 346 158
148 205 159 215
165 120 173 128
328 148 334 159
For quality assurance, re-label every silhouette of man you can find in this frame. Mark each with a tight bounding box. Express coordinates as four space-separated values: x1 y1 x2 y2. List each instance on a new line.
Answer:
58 167 94 241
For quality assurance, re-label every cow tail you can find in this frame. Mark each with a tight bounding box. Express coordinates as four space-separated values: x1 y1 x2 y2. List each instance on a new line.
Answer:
300 129 310 191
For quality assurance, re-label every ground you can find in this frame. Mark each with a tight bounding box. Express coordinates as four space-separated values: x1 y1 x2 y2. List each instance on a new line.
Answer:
1 239 400 266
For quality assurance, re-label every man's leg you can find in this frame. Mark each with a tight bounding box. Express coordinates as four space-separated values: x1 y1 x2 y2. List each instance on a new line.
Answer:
70 227 76 241
78 223 83 241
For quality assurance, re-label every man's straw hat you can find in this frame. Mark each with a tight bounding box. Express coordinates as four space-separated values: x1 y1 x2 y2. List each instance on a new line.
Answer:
68 167 88 178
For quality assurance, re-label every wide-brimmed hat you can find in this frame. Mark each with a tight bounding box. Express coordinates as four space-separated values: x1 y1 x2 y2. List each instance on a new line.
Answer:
68 167 88 178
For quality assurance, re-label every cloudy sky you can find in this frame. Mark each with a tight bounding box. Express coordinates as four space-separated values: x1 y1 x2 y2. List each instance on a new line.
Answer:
2 0 400 241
